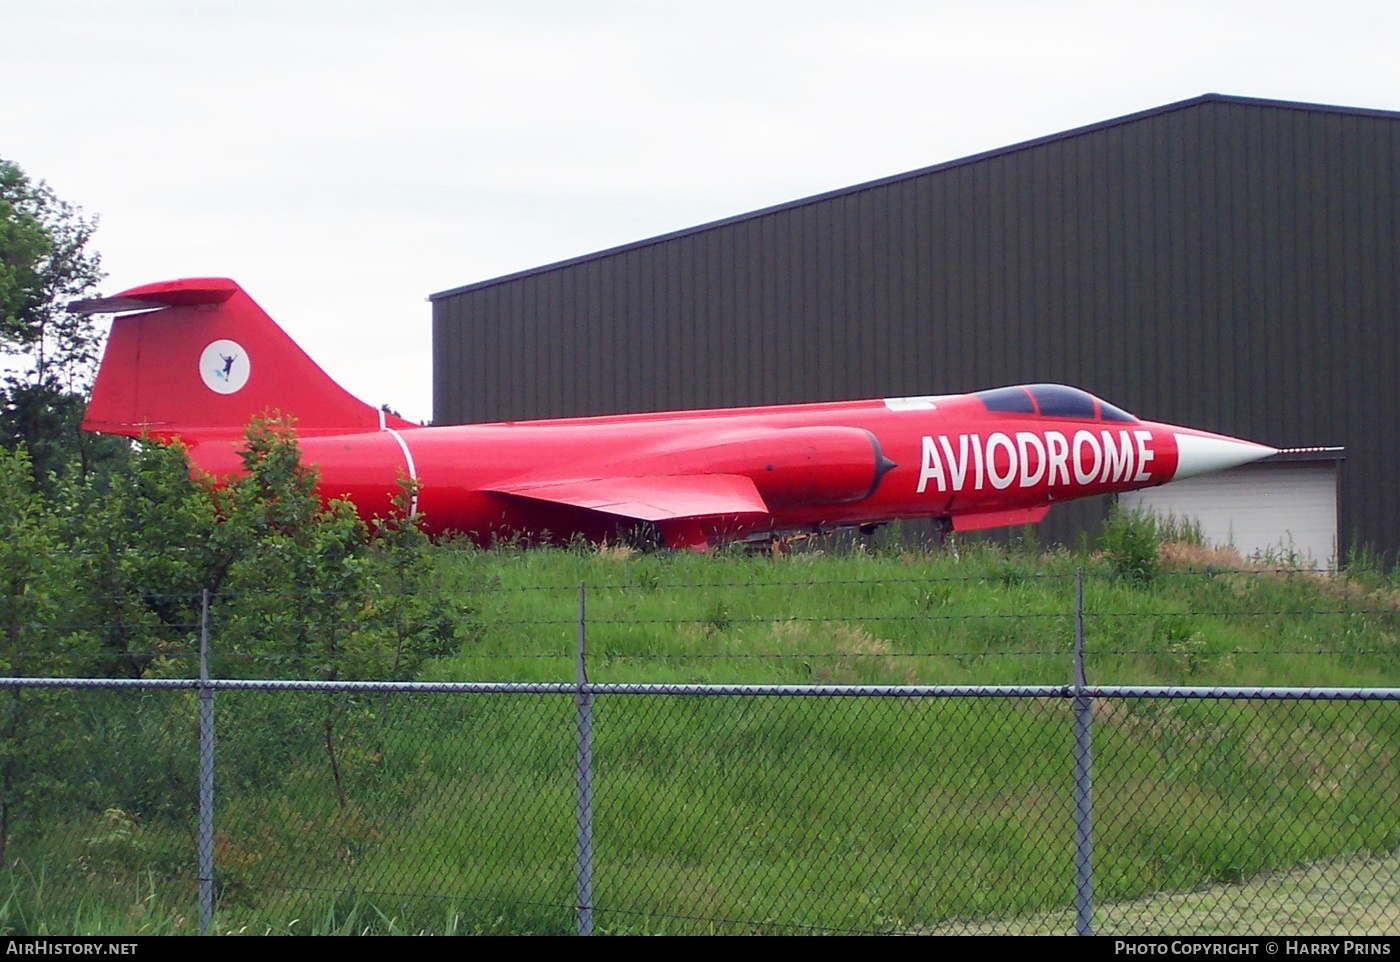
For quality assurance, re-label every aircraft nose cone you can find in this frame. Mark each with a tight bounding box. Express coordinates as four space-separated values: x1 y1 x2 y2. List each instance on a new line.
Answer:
1172 431 1278 481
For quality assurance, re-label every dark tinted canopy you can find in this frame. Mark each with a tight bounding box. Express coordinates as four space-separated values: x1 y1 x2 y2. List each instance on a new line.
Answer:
976 384 1139 423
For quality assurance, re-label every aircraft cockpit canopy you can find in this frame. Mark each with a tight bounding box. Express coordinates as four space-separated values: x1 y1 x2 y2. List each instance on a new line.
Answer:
976 384 1139 423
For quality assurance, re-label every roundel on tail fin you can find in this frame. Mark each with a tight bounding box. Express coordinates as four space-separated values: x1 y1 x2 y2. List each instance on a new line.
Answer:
199 340 250 394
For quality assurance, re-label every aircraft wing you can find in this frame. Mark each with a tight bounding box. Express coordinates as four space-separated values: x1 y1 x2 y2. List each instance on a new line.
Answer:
488 473 771 522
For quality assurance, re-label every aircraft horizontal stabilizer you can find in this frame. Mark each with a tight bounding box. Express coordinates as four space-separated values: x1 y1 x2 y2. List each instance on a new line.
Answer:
70 278 240 314
490 474 770 522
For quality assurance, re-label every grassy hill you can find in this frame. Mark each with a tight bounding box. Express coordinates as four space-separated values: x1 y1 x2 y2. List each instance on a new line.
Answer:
423 530 1400 689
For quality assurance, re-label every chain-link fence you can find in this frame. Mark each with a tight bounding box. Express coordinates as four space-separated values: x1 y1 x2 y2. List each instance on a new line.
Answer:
0 565 1396 935
0 684 1395 934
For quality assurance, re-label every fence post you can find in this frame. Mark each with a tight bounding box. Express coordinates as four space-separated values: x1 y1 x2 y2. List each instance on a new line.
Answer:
1072 568 1094 936
198 588 215 936
575 581 594 936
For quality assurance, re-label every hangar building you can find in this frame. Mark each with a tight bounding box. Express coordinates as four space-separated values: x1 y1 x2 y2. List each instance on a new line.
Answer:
430 95 1399 564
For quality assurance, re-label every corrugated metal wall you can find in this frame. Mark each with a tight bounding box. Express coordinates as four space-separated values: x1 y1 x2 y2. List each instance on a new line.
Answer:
431 95 1400 558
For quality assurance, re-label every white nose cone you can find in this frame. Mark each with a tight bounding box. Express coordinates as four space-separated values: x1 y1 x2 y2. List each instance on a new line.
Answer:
1173 432 1278 481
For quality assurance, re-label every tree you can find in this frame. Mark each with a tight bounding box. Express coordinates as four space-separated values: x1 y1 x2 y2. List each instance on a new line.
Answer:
0 158 119 483
0 447 86 858
0 406 461 834
211 417 383 808
65 439 222 679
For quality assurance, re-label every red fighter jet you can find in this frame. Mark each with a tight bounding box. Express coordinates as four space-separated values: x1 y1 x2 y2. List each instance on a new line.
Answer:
73 278 1276 550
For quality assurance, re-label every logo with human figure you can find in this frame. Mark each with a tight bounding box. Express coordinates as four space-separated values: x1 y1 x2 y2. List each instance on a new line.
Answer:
199 339 250 394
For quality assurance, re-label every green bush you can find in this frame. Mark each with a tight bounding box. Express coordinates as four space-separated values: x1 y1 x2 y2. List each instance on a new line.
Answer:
1101 507 1162 585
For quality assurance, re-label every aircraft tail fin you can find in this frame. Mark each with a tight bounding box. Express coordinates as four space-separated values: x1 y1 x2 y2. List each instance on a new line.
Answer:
74 278 412 441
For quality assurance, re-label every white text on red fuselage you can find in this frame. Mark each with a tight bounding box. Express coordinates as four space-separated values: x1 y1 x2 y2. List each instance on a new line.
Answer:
916 429 1155 494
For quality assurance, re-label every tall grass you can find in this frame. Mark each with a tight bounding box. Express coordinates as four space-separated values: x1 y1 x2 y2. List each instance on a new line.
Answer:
424 537 1399 689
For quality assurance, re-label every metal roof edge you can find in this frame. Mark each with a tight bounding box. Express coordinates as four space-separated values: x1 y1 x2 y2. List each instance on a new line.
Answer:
430 94 1400 302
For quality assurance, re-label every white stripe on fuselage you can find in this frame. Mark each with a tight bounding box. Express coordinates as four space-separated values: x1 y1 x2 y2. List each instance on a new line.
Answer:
384 428 419 517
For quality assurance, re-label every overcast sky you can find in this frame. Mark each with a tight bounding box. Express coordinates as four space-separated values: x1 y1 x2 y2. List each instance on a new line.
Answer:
6 0 1399 423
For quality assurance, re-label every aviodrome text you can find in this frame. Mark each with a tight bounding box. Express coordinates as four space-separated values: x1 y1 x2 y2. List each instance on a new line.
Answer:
917 429 1156 494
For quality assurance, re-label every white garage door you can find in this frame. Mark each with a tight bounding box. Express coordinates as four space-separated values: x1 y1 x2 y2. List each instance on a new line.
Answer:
1119 456 1340 570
